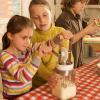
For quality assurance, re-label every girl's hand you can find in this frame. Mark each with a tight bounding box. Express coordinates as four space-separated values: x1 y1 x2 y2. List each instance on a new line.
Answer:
60 30 73 40
37 41 52 57
45 40 53 53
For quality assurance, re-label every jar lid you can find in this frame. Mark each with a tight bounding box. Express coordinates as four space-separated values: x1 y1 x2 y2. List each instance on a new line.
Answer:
57 64 74 71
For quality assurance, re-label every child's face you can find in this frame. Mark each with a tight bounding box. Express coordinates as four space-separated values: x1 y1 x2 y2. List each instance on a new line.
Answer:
30 4 52 31
9 27 33 52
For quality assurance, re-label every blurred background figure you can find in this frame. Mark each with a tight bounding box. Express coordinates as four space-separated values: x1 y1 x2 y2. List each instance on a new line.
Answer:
55 0 100 67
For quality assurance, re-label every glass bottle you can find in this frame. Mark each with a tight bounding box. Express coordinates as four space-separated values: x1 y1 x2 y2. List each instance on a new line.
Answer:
59 47 68 65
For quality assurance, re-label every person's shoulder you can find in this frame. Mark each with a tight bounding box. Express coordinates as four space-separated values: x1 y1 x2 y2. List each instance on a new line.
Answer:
0 50 5 57
52 25 64 30
56 12 66 20
0 50 14 59
57 11 71 19
54 26 64 30
53 25 65 34
0 51 10 63
55 11 71 26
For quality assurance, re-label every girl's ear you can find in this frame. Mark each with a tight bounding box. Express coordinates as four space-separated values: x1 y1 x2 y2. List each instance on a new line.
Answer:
7 32 13 40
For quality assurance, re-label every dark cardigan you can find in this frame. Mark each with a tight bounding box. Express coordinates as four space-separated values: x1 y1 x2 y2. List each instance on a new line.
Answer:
55 9 83 67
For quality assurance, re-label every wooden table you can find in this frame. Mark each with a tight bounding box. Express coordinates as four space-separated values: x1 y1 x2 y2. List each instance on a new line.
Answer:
16 58 100 100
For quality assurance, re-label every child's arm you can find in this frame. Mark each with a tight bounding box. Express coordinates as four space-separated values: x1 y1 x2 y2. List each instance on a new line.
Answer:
60 30 73 40
0 51 41 83
47 30 73 46
31 32 73 81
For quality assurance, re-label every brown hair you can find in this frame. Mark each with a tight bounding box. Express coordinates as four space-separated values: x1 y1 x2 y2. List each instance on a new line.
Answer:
29 0 51 16
61 0 89 9
2 15 33 50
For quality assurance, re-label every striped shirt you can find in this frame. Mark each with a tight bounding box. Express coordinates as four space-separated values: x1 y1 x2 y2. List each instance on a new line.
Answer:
0 49 41 96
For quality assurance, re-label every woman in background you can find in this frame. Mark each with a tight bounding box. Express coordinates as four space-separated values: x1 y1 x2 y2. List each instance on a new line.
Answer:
55 0 100 67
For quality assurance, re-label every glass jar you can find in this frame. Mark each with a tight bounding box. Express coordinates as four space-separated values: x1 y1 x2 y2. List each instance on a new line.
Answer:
48 63 76 100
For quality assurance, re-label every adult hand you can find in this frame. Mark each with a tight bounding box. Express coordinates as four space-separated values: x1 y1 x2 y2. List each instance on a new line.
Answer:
85 18 100 35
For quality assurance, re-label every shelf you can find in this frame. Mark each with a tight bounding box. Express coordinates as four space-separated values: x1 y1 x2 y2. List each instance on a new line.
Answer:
83 37 100 44
86 5 100 8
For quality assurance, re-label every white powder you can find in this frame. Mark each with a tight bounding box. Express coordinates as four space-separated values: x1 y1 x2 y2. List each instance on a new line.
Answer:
52 79 76 100
51 64 76 99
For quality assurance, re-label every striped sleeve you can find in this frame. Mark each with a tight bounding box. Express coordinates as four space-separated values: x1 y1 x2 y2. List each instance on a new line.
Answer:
0 51 41 83
0 73 3 93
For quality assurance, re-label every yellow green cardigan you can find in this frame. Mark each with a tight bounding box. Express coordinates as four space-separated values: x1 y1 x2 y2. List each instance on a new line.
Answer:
32 25 73 88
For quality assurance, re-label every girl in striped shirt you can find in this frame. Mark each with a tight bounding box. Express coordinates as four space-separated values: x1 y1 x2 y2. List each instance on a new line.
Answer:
0 15 52 100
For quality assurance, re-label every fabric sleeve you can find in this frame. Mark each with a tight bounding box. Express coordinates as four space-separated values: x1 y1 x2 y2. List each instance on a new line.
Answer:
0 72 3 93
0 52 41 83
38 40 74 81
33 44 59 81
52 27 65 45
38 53 58 80
56 26 65 34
